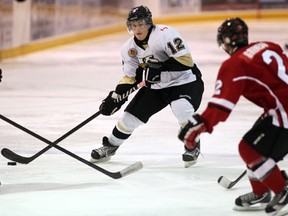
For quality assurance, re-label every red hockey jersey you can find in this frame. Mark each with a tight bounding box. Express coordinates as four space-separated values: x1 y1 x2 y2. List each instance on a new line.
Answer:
201 41 288 133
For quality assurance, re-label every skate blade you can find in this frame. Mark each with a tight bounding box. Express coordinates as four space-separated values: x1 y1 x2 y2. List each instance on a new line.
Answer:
184 160 197 168
233 204 267 211
273 207 288 216
90 156 111 163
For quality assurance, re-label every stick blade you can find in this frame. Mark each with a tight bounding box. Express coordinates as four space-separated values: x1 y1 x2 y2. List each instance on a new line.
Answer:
217 176 233 189
119 161 143 178
1 148 29 164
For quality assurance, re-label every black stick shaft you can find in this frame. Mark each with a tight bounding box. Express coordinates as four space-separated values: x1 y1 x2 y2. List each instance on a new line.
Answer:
6 111 100 163
1 81 145 164
0 114 128 179
230 170 247 188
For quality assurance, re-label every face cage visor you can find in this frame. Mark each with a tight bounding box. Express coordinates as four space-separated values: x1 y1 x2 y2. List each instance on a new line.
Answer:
126 19 151 34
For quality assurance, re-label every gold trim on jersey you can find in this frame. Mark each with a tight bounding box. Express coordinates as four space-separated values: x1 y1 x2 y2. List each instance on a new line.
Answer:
175 54 194 67
119 75 136 85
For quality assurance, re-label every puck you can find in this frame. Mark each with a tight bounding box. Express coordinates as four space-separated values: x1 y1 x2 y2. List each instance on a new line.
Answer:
7 161 17 166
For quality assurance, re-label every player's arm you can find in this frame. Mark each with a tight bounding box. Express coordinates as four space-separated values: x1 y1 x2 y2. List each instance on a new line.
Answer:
145 54 192 72
99 75 137 116
143 54 201 85
115 75 137 96
179 63 243 149
165 54 193 69
99 41 144 116
178 114 207 150
178 103 231 150
144 29 201 79
144 27 194 70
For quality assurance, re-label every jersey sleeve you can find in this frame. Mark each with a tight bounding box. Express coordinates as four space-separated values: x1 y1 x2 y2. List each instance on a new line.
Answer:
162 26 191 58
201 58 245 133
153 25 193 69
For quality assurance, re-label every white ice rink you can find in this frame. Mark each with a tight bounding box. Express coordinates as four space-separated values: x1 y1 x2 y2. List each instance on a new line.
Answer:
0 19 288 216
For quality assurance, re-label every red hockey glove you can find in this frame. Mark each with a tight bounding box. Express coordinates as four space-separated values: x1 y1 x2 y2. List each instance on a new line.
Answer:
178 114 207 150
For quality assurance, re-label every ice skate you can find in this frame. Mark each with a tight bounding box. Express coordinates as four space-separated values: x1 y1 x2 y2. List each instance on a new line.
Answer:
265 185 288 216
90 136 119 163
233 191 271 211
182 141 200 168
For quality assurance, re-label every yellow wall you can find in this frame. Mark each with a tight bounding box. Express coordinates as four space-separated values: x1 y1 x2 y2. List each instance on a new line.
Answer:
1 9 288 60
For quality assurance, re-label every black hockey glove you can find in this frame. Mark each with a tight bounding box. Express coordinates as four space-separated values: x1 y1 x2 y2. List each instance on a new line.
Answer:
144 59 162 87
99 91 126 116
0 68 2 82
178 114 207 150
99 83 132 116
143 57 193 87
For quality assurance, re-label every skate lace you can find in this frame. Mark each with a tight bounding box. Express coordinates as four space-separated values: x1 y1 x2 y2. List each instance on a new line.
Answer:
185 148 204 160
96 146 116 157
186 148 199 156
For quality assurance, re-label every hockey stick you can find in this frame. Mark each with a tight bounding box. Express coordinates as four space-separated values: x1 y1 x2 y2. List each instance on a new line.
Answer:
1 81 145 164
217 170 247 189
1 111 101 164
0 114 142 179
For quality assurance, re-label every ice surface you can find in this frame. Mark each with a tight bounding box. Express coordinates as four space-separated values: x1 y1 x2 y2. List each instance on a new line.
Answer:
0 20 288 216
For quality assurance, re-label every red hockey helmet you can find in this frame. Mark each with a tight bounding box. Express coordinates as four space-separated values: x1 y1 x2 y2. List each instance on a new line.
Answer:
217 17 248 54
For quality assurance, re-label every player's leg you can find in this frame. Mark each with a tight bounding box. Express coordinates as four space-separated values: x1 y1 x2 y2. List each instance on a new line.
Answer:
234 140 272 210
90 112 144 162
91 88 167 162
170 98 200 167
265 127 288 215
234 116 288 213
170 80 204 168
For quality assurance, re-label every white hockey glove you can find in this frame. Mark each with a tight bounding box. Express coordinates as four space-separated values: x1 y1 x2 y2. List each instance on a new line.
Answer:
178 114 207 150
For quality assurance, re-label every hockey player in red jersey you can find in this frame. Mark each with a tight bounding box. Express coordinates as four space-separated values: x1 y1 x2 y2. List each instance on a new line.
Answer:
90 5 204 167
179 17 288 215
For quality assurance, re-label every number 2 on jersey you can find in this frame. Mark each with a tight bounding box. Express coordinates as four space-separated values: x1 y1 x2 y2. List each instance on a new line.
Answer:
262 50 288 84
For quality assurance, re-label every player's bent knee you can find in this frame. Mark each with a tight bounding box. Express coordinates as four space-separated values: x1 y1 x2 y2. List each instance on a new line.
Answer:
118 112 144 132
238 140 265 168
171 98 195 126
